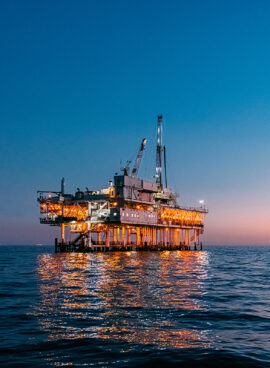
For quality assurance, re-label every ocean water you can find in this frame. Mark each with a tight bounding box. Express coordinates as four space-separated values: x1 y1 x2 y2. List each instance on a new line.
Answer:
0 246 270 367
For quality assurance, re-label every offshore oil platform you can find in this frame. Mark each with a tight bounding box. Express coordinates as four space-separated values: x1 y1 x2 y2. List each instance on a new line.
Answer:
37 116 207 252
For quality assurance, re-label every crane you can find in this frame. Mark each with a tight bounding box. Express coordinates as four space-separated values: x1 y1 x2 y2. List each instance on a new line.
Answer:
131 138 147 177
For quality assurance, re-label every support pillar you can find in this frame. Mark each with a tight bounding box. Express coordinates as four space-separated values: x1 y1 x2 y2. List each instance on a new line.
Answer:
194 229 197 250
106 226 110 247
165 229 168 247
136 227 140 246
181 229 184 245
142 227 146 246
127 228 131 244
61 224 65 243
174 230 177 247
117 227 120 245
113 228 117 244
185 229 188 246
122 227 126 246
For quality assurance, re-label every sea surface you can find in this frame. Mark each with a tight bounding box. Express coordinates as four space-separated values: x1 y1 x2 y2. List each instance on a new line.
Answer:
0 245 270 367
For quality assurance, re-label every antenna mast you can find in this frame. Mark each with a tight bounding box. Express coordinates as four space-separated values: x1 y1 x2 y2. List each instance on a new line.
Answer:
61 177 65 194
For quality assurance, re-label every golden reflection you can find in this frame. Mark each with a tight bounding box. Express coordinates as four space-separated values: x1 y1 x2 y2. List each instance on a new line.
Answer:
34 251 211 348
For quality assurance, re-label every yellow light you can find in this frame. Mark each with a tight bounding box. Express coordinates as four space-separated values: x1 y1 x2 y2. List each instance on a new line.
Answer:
160 208 204 226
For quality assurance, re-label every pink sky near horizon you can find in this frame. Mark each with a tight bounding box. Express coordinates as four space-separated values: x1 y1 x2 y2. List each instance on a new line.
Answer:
1 161 270 246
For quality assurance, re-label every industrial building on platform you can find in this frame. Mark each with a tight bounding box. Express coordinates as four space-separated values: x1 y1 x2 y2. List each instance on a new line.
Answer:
37 116 207 252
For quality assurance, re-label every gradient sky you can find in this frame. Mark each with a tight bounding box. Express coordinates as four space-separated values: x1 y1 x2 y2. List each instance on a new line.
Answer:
1 0 270 245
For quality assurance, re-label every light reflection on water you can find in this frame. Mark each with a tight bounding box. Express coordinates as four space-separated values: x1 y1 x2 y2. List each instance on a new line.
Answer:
35 251 211 348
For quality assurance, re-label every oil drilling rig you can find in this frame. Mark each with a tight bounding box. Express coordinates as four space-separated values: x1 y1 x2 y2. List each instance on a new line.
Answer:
37 116 207 252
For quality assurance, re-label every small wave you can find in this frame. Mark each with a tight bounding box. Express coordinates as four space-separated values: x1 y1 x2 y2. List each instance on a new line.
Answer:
0 339 269 367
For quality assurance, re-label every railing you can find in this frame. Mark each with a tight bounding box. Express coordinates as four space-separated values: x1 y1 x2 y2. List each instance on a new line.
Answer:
176 205 208 213
37 191 60 202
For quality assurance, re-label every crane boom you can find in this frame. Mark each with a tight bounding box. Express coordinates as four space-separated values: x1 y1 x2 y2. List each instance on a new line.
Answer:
131 138 147 177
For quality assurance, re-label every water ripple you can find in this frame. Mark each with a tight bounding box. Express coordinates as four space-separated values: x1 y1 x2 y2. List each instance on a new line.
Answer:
0 246 269 366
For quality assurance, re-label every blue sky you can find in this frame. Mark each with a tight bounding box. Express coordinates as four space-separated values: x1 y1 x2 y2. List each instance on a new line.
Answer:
1 0 270 244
